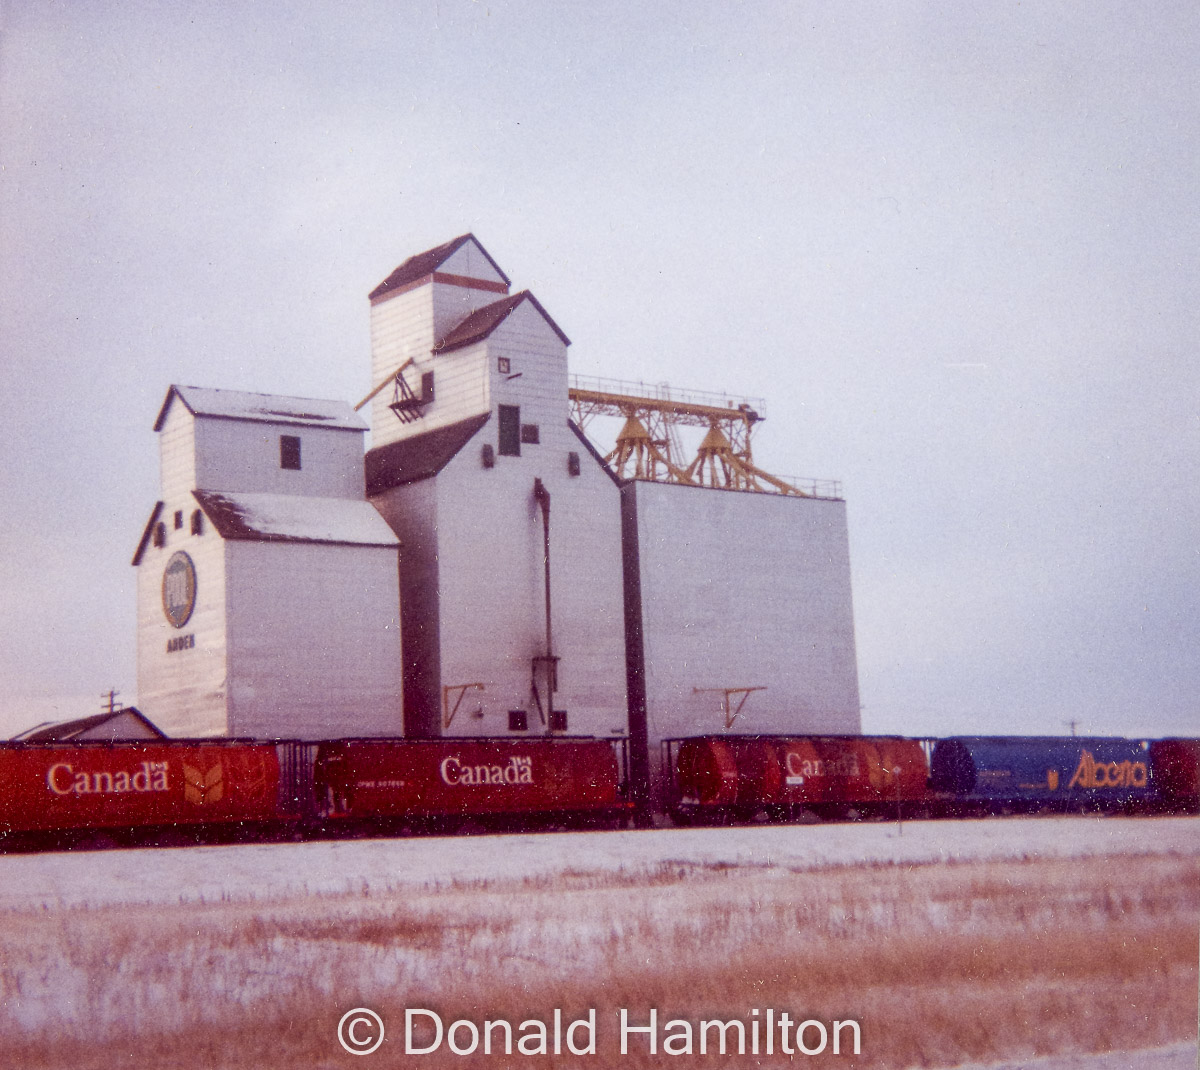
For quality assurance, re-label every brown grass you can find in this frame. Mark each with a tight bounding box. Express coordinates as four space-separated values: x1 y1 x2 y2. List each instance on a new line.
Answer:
0 852 1195 1068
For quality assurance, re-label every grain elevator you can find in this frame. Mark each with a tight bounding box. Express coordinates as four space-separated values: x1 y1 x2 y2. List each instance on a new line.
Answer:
133 234 860 801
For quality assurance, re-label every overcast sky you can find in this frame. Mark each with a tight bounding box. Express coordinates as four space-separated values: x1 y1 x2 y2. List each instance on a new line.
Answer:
1 1 1197 739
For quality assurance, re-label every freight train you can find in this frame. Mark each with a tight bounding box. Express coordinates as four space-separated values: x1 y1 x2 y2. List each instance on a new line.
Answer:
0 732 1196 850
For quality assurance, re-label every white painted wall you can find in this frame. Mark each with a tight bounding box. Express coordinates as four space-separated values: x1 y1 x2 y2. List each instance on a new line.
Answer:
369 478 442 736
157 401 197 504
224 540 403 739
367 303 628 741
192 419 365 498
624 480 861 798
368 273 508 450
135 506 229 737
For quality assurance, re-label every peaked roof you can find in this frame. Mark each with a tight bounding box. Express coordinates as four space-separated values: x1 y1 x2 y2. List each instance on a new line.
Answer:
155 386 366 432
193 490 399 547
369 233 512 302
434 290 570 354
365 413 491 496
14 708 166 742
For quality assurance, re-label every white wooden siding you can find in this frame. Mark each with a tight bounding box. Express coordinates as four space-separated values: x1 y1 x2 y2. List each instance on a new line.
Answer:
423 309 627 739
136 506 228 737
224 540 403 739
369 480 442 736
439 239 507 287
157 402 197 504
192 419 365 497
369 277 507 451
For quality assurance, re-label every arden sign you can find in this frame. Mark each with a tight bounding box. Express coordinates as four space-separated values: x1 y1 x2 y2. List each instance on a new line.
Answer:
162 551 197 628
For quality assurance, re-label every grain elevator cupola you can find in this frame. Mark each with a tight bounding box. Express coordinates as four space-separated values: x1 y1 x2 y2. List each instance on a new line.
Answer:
362 236 628 742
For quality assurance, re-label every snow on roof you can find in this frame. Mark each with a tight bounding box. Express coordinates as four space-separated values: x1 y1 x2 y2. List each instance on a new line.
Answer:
193 491 400 547
154 386 367 432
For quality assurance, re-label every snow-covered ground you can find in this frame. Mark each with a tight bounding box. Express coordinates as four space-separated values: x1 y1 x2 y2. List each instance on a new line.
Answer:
2 813 1196 910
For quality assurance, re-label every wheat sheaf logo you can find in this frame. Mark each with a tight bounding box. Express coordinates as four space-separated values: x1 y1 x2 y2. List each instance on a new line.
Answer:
183 763 224 805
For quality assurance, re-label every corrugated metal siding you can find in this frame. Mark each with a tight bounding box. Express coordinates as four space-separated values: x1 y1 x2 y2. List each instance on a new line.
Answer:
224 540 403 739
624 480 862 800
136 512 229 737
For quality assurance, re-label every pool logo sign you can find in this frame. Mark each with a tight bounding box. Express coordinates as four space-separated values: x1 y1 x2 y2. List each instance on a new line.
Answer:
162 551 197 628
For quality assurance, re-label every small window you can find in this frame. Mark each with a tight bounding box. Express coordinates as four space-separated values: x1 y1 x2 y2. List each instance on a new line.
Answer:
520 424 540 445
190 509 204 536
152 522 166 549
481 443 495 468
498 405 521 457
550 710 568 732
173 510 184 530
421 371 435 403
567 451 581 477
508 709 528 732
497 357 511 374
280 435 301 470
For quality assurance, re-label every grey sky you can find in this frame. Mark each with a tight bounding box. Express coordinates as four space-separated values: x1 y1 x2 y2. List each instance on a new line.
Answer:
1 1 1197 738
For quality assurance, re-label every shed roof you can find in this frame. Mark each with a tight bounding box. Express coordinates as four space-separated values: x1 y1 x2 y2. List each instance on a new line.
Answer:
193 491 399 547
369 234 511 303
154 385 367 432
365 413 491 496
14 708 166 742
434 290 570 354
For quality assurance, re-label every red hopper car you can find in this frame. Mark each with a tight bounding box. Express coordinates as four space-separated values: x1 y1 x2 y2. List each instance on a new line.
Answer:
0 740 304 847
313 737 632 831
668 735 930 822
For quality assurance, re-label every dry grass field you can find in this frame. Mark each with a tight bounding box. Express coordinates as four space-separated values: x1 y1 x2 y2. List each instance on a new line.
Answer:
0 842 1195 1069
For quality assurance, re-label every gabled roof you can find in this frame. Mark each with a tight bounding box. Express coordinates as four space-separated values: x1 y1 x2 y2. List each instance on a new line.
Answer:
154 386 367 432
365 413 491 496
131 501 165 566
434 290 570 354
14 708 166 742
569 420 621 487
193 491 399 548
369 233 512 303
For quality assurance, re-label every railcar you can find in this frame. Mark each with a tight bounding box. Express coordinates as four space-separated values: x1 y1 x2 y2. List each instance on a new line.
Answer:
1146 738 1200 814
665 734 930 823
0 739 307 849
928 736 1155 815
312 736 633 832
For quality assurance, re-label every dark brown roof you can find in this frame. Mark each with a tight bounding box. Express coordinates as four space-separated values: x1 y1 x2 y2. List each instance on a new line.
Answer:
434 290 570 354
369 234 511 302
16 708 166 742
366 413 491 496
569 420 621 486
131 501 164 566
192 491 399 547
